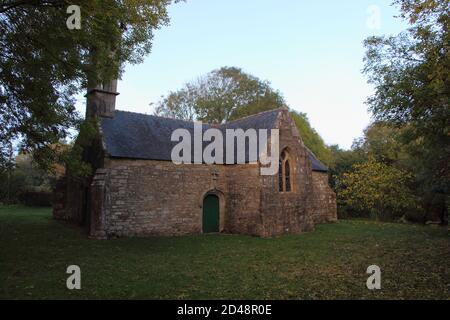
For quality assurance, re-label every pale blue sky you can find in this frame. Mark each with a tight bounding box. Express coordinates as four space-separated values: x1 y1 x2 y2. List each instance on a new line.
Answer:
77 0 408 149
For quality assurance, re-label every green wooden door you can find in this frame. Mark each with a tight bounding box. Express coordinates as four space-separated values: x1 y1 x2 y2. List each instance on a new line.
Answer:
203 195 219 233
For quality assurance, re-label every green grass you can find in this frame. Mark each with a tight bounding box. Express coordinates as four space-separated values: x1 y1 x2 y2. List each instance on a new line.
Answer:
0 206 449 300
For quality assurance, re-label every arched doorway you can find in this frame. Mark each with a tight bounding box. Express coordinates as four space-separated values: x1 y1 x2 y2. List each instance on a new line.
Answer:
202 194 220 233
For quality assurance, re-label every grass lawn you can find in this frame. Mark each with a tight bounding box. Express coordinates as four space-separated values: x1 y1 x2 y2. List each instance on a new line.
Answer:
0 205 449 300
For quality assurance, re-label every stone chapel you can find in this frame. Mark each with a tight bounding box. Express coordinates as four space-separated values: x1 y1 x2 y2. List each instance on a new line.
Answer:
53 81 337 238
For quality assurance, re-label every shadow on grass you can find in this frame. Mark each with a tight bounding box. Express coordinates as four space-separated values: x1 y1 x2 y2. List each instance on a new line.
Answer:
0 206 448 299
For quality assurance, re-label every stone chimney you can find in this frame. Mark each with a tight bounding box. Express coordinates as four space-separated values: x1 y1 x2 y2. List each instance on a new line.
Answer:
85 79 119 118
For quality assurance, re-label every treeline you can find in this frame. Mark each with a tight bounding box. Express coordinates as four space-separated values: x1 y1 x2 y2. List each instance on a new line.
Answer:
0 153 58 206
153 1 449 226
296 115 447 224
330 0 449 224
329 122 447 224
1 1 446 222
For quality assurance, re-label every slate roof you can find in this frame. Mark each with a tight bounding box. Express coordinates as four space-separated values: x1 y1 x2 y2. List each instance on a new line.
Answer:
101 110 209 161
100 109 328 172
307 148 328 172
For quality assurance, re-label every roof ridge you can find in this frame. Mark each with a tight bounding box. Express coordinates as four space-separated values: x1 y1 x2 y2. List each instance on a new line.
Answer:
115 107 286 126
115 110 199 125
223 107 286 125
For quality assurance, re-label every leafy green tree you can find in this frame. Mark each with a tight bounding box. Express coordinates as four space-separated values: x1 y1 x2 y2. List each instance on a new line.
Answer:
155 67 335 164
290 111 332 165
0 151 57 204
338 158 420 221
154 67 286 123
328 144 366 192
0 0 178 171
351 121 412 166
363 0 449 194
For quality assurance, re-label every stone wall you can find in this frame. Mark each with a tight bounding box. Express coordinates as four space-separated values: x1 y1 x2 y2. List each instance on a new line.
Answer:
52 176 87 225
86 109 325 239
55 108 337 238
225 164 263 235
89 169 110 239
311 171 337 224
92 158 266 238
52 125 105 228
258 108 315 236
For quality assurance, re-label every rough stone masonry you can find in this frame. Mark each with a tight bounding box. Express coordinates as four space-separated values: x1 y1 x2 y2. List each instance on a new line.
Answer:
53 81 337 239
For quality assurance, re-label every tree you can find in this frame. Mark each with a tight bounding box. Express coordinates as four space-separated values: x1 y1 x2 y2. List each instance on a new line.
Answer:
351 121 411 166
328 144 366 192
155 67 335 164
363 0 449 194
0 0 178 171
290 111 332 165
0 151 57 204
338 158 420 221
154 67 286 123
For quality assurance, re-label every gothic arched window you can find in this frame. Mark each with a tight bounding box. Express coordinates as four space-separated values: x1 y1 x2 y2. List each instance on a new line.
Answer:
285 160 291 192
279 149 293 192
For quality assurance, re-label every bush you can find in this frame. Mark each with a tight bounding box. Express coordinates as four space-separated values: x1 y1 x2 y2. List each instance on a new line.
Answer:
18 191 52 207
338 158 420 221
0 152 55 204
404 210 426 224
